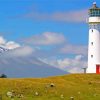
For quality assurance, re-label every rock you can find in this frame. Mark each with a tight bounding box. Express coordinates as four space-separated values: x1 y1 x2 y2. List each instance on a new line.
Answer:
78 91 81 95
70 96 74 100
6 91 13 98
60 94 64 99
50 83 55 87
35 92 39 96
17 94 24 98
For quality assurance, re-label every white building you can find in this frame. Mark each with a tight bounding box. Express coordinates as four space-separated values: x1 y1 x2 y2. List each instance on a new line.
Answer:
87 2 100 73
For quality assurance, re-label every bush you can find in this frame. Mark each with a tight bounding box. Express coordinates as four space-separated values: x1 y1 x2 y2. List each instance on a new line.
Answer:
0 74 7 78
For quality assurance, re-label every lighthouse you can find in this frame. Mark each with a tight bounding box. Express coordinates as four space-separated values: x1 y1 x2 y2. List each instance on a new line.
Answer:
87 2 100 73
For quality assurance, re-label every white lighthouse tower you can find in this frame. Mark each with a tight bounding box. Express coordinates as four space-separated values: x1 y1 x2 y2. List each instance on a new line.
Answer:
87 2 100 73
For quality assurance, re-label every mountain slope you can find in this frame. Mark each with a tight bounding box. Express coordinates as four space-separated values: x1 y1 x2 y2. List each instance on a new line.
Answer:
0 56 67 78
0 46 68 78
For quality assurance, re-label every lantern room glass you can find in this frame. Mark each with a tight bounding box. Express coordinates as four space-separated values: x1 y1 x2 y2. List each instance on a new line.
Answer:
89 9 100 17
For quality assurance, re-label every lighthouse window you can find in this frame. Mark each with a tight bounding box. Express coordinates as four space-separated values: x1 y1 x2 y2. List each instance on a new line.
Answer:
91 42 93 45
91 55 93 58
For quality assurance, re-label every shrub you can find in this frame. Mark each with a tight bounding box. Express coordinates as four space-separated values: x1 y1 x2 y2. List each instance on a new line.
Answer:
0 74 7 78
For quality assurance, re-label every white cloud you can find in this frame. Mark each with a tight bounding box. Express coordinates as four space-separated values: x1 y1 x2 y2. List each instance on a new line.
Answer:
75 55 84 60
60 44 87 55
58 56 87 73
5 41 20 50
0 36 20 50
24 32 66 45
0 36 34 57
6 46 34 57
0 36 6 45
40 55 87 73
50 10 88 22
21 9 88 23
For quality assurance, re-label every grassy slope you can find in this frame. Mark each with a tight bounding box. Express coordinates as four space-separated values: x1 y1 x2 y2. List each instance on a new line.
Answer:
0 74 100 100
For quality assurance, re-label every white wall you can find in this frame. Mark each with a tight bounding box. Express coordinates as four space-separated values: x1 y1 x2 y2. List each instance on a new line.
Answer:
89 17 100 23
87 27 100 73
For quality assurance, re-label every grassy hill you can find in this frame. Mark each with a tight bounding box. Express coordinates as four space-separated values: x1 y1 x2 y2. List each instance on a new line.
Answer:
0 74 100 100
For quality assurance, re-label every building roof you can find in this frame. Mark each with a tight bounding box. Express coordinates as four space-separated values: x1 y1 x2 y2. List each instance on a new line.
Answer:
91 2 99 9
92 2 98 9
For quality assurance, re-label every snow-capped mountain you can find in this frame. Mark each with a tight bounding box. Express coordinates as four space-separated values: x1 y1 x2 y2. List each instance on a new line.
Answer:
0 47 8 53
0 47 68 78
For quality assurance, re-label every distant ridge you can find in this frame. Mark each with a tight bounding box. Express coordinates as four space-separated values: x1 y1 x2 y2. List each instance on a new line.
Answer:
0 46 68 78
0 46 8 53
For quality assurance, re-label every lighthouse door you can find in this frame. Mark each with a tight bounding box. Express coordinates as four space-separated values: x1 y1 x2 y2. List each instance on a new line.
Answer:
96 65 100 74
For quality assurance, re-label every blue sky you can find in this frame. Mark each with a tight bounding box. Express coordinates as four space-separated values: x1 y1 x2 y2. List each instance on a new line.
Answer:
0 0 100 74
0 0 97 42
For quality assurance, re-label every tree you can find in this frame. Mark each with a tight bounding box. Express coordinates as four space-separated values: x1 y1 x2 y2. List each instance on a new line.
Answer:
0 74 7 78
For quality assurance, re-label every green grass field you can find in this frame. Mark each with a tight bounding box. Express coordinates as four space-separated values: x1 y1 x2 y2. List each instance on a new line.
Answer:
0 74 100 100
